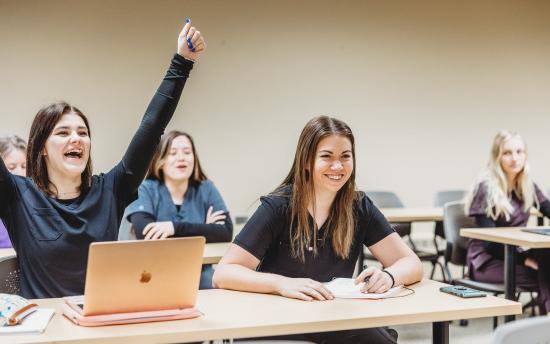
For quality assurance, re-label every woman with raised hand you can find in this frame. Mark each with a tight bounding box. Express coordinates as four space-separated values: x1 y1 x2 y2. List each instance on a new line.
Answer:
213 116 422 344
126 130 232 289
0 19 206 298
0 135 27 248
465 130 550 314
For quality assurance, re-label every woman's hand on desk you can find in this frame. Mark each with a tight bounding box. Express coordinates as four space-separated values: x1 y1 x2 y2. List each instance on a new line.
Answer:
143 221 175 240
355 267 392 294
275 277 334 301
205 206 226 225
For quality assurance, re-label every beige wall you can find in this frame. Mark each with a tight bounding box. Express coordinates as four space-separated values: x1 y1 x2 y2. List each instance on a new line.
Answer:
2 0 550 217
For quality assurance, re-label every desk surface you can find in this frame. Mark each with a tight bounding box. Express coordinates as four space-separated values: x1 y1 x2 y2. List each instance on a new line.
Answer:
4 279 520 344
0 243 229 265
461 227 550 248
380 207 443 222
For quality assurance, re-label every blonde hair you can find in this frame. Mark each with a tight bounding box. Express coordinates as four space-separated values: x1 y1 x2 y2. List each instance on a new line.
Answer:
275 116 358 262
465 130 537 221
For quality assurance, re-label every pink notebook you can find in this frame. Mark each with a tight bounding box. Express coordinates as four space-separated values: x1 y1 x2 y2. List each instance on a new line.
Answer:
62 296 201 327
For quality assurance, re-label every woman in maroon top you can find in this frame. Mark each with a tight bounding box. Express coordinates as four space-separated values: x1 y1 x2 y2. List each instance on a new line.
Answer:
465 130 550 314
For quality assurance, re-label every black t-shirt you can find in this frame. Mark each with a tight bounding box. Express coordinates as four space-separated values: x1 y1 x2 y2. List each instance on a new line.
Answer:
0 54 193 298
234 190 395 282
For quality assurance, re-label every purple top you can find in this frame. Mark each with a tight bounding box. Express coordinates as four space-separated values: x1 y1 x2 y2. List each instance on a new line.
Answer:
467 182 547 270
0 220 12 248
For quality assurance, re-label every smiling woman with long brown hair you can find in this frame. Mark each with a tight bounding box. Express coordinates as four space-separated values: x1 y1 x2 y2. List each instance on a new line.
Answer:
213 116 422 343
0 19 206 298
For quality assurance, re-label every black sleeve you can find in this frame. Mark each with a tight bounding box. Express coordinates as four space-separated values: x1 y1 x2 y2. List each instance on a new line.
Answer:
0 157 15 216
233 196 287 260
114 54 194 203
539 200 550 219
130 211 233 243
474 215 504 260
173 214 233 243
360 195 395 247
129 212 156 239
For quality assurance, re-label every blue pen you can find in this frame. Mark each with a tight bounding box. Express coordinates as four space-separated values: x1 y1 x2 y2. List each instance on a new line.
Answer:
185 17 196 52
362 265 370 285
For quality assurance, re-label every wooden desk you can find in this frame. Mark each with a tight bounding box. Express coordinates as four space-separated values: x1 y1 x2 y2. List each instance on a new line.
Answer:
379 208 542 224
202 242 230 264
3 280 519 344
460 227 550 322
0 244 229 265
380 207 443 223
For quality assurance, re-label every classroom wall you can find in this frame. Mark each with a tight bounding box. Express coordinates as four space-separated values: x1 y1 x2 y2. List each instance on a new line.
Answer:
2 0 550 218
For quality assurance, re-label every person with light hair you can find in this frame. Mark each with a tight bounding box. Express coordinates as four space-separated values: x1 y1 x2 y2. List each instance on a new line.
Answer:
0 134 27 248
465 130 550 314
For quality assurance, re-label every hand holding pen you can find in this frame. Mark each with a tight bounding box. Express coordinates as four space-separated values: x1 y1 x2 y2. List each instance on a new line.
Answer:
355 265 394 294
177 17 206 62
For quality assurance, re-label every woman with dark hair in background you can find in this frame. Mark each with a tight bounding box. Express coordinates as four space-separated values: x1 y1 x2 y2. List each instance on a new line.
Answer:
214 116 422 343
0 135 27 248
126 130 232 289
0 20 206 298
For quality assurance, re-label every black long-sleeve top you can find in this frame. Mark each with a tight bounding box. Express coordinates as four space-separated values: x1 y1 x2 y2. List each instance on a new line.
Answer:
0 54 193 298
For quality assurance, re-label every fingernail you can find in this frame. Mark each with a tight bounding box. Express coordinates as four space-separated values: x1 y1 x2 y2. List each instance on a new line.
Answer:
185 17 190 23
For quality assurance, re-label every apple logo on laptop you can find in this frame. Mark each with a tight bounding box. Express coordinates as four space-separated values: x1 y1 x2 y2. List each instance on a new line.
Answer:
140 270 152 283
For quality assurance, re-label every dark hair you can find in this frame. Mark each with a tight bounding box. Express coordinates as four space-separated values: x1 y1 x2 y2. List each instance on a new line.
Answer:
146 130 207 183
27 101 92 196
276 115 358 262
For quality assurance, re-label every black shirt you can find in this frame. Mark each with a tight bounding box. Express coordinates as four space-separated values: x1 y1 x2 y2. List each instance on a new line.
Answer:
234 190 395 282
0 54 193 298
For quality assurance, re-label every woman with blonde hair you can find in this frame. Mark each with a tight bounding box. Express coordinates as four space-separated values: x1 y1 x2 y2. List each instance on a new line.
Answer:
465 130 550 314
214 116 422 343
0 135 27 248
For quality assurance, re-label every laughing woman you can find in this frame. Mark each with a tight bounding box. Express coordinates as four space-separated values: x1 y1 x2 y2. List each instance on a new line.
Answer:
0 20 206 298
213 116 422 344
126 130 232 289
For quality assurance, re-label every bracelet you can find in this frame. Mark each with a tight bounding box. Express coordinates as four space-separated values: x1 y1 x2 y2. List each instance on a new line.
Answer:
382 269 395 288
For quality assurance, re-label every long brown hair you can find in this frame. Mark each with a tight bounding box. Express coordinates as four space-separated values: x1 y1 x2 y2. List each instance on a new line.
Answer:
27 101 92 196
146 130 207 184
276 116 358 262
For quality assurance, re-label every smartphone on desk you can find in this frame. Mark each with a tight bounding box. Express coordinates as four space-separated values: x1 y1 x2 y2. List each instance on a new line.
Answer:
440 286 486 298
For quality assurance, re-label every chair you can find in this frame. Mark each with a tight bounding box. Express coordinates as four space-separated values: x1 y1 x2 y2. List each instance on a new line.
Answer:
443 201 526 328
365 191 444 280
0 254 20 294
433 190 466 280
118 208 137 241
492 316 550 344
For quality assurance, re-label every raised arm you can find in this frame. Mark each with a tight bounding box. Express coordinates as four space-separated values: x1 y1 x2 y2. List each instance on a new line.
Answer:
0 157 16 213
115 20 206 200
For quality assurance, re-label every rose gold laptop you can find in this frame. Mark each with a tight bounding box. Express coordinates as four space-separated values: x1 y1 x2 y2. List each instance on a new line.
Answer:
71 237 205 316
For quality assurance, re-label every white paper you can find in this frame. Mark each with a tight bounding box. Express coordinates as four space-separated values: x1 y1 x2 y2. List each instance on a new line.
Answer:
325 278 404 299
0 308 55 334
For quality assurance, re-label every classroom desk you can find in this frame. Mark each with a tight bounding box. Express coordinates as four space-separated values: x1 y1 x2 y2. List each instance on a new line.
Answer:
0 244 230 265
460 226 550 322
3 279 520 344
380 207 443 223
380 208 542 224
